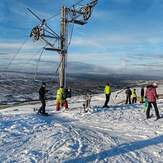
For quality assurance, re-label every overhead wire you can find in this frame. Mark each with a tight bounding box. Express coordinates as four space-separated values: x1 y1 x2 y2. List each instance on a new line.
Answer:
20 48 44 70
46 0 66 21
47 13 60 21
55 56 63 75
34 48 45 80
68 22 75 46
46 0 86 21
43 49 60 85
5 36 29 71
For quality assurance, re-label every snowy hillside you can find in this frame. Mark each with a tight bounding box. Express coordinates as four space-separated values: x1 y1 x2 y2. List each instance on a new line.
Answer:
1 86 163 162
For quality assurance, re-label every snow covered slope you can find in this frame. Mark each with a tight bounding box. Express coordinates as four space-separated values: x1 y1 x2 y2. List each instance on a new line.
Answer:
1 87 163 162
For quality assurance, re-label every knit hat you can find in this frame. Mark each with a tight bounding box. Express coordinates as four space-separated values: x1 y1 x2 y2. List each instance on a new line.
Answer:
152 82 157 87
42 82 46 87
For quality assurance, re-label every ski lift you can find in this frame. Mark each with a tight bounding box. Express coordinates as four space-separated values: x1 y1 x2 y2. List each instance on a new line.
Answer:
27 0 98 88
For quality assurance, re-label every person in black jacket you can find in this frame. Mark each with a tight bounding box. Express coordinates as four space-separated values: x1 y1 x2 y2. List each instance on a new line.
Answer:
140 87 144 103
125 87 132 104
38 82 48 115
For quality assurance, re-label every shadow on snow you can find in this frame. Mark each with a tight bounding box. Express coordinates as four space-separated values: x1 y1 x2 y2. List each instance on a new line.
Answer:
64 135 163 163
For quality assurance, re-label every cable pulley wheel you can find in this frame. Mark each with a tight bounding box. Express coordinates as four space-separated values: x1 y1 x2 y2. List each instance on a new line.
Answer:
81 6 92 21
30 26 42 41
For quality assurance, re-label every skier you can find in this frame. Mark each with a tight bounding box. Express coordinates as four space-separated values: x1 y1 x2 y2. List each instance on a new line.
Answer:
38 82 48 115
140 87 144 103
56 86 64 111
83 93 92 112
131 89 137 104
125 87 132 104
62 88 69 111
145 82 160 120
103 82 111 108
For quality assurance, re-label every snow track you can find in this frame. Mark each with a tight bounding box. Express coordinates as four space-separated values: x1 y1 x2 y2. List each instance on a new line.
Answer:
1 90 163 162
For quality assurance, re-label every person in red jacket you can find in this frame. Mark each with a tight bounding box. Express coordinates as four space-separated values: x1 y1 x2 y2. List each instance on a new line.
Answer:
145 83 160 120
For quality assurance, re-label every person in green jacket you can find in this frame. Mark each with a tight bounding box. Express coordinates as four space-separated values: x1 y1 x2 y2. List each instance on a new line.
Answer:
56 86 64 111
131 88 137 104
103 82 111 108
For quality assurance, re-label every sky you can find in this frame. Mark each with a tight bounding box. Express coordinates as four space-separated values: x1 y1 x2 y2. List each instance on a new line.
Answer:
0 0 163 76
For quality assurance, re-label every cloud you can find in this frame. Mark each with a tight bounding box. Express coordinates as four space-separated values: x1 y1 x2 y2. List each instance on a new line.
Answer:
93 10 113 21
0 42 37 50
71 37 102 48
71 34 155 52
132 62 163 68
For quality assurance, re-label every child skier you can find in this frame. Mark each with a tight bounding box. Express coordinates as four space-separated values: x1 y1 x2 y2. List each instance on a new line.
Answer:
83 93 92 113
103 82 111 108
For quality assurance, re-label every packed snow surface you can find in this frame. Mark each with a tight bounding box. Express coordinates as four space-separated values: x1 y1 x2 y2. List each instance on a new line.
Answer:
1 87 163 163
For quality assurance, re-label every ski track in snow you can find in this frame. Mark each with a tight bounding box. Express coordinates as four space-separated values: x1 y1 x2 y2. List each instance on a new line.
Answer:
1 86 163 162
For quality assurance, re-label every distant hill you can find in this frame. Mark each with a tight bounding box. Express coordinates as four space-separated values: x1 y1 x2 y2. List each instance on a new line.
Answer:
3 61 111 74
1 60 163 80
